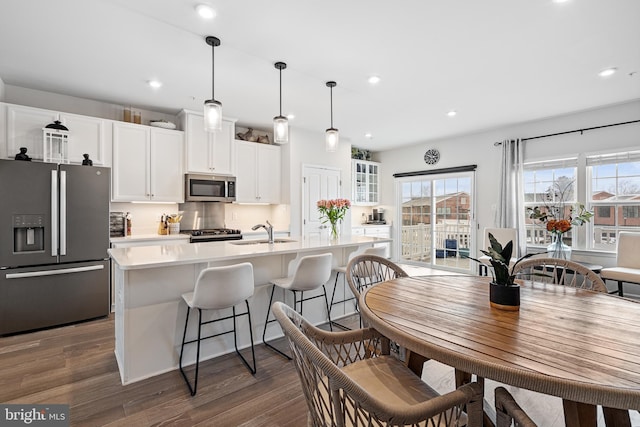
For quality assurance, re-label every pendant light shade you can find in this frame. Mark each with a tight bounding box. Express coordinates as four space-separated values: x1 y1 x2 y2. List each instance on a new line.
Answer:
273 62 289 144
204 36 222 132
325 81 338 152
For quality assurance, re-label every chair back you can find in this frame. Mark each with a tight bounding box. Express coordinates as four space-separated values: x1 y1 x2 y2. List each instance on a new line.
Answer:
290 253 333 291
271 301 483 427
512 257 607 292
484 228 517 253
192 263 254 310
346 254 408 301
617 232 640 269
495 387 538 427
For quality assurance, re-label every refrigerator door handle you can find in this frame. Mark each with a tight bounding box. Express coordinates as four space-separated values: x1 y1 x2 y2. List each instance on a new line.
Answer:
5 264 104 279
51 170 58 257
60 170 67 256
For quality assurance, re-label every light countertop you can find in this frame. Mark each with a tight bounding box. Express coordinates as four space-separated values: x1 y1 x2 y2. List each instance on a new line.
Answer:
109 235 391 270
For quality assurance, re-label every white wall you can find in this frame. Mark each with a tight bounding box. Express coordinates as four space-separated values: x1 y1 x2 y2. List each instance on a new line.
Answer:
0 77 5 101
378 100 640 259
285 127 352 236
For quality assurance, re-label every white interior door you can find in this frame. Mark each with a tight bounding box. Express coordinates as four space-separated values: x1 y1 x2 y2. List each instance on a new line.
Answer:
303 165 341 237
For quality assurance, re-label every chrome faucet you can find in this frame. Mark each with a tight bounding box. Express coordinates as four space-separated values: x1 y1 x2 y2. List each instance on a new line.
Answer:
252 220 274 243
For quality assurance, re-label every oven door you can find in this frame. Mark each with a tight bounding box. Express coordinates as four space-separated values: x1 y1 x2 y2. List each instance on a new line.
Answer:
185 175 234 202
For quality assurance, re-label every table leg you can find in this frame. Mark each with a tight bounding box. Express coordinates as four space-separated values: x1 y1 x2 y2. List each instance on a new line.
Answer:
602 407 631 427
563 400 597 427
404 350 428 377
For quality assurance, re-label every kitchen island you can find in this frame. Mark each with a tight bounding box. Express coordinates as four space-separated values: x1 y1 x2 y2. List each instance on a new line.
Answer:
109 235 391 385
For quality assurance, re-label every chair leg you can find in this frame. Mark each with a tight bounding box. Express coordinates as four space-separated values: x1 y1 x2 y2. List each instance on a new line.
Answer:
329 272 353 331
232 303 257 374
179 307 202 396
322 284 333 331
262 284 292 360
618 281 625 297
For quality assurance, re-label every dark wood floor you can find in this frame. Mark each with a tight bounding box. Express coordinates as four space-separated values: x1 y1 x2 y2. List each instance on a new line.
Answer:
0 315 309 426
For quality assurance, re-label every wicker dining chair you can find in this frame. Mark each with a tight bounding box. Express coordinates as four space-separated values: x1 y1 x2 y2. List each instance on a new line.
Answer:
511 257 607 292
346 254 409 328
272 301 484 427
495 387 538 427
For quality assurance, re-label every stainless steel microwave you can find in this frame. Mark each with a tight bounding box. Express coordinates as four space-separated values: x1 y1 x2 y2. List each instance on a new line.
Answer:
185 174 236 202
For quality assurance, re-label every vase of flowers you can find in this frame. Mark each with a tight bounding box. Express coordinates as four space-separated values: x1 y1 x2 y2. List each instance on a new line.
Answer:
317 198 351 240
527 180 593 260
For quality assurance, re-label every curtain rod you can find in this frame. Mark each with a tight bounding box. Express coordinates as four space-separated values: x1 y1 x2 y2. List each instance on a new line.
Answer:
493 119 640 146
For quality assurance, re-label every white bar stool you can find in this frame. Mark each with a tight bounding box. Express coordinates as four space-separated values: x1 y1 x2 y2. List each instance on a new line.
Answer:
329 245 386 330
179 262 256 396
262 253 333 359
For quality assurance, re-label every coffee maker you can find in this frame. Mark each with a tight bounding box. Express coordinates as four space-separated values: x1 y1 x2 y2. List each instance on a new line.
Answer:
368 208 386 224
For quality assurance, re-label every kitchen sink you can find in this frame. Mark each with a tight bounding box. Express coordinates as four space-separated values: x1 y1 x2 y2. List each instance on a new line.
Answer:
230 239 297 245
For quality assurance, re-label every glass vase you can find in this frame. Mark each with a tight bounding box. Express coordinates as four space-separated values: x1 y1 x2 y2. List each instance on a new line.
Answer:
547 233 571 260
330 221 340 240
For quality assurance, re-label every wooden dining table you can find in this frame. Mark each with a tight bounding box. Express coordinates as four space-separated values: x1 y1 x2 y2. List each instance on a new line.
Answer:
359 275 640 427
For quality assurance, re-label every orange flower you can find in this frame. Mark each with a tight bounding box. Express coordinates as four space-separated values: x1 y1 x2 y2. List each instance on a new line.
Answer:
555 219 572 233
546 220 556 232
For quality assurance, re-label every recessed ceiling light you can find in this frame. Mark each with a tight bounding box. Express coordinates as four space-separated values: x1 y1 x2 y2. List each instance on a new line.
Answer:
447 110 457 117
364 133 373 139
287 113 295 120
368 75 381 85
148 80 162 88
196 4 216 19
599 67 617 77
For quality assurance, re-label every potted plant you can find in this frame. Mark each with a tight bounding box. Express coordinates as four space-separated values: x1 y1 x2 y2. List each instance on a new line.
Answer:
466 233 535 311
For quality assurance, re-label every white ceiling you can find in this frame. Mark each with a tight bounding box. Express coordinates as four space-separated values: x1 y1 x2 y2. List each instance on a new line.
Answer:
1 0 638 151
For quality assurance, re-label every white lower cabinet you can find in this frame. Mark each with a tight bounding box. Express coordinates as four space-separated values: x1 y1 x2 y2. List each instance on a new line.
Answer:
234 140 281 204
352 225 392 258
112 122 184 202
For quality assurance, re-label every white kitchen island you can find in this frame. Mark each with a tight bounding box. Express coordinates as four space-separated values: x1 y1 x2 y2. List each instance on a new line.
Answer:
108 235 391 385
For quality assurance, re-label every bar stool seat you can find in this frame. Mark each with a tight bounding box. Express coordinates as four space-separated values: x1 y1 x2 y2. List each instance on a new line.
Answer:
329 246 386 330
179 262 257 396
262 252 332 359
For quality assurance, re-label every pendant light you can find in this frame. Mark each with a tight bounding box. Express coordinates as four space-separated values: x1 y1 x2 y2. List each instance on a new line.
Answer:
273 62 289 144
203 36 222 132
325 81 338 152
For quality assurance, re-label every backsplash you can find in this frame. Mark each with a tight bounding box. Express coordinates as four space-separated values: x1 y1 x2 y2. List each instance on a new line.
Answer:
110 202 291 235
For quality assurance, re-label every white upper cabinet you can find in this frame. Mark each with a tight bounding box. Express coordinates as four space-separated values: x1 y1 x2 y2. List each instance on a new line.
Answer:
5 104 108 165
112 122 184 202
234 140 281 204
180 110 235 175
352 160 380 206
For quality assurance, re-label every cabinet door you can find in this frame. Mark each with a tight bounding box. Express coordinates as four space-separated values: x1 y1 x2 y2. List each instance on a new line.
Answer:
234 140 258 202
112 123 150 201
257 144 281 204
184 113 211 173
211 119 234 175
150 128 184 202
59 113 107 165
6 104 58 160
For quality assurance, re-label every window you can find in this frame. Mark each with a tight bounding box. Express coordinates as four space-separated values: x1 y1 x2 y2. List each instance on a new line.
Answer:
588 151 640 250
523 158 577 246
522 150 640 252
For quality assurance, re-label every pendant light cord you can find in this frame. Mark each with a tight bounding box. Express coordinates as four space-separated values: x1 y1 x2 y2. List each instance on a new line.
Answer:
279 67 283 116
211 43 215 100
330 85 333 128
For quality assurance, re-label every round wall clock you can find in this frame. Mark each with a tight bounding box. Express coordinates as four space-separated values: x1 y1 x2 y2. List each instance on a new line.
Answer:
424 149 440 165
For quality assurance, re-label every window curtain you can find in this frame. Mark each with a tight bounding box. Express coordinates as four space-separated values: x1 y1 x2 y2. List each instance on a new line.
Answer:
496 139 526 256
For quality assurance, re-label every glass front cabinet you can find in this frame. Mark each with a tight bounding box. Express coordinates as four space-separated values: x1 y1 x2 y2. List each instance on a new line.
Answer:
352 160 380 205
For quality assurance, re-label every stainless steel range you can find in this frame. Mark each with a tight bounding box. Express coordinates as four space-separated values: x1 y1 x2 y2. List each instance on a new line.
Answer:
178 202 243 243
182 228 242 243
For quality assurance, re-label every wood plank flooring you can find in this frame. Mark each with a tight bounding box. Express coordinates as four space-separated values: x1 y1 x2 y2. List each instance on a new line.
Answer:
2 263 638 426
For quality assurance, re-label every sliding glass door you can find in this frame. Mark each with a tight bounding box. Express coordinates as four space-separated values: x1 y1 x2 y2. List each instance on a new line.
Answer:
396 171 475 272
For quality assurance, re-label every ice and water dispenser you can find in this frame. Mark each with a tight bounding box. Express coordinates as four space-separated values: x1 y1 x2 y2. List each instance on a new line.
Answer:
13 214 45 253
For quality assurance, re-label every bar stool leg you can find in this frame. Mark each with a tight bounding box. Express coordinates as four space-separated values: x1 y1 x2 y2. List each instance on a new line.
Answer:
262 285 292 360
232 304 256 374
322 285 333 331
179 308 202 396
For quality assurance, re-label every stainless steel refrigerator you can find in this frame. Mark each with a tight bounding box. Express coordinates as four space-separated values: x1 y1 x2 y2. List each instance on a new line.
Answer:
0 159 110 335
